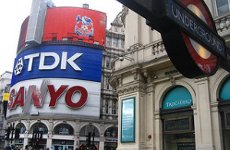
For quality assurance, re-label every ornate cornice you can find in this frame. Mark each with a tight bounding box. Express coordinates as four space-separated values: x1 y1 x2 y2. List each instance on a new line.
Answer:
116 82 146 96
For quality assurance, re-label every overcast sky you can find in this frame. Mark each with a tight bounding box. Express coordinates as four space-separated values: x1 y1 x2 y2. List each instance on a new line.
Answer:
0 0 122 75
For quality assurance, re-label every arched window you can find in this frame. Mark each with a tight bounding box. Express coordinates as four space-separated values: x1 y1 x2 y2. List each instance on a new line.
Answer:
53 123 74 135
161 86 195 150
15 123 26 134
30 122 48 134
162 86 193 110
218 77 230 150
219 77 230 101
80 125 99 137
104 127 118 138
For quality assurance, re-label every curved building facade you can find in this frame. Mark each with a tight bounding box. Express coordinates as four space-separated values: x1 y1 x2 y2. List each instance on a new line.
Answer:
110 1 230 150
5 1 123 150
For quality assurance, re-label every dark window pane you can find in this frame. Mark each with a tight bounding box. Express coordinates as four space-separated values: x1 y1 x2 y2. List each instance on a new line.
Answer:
216 0 230 16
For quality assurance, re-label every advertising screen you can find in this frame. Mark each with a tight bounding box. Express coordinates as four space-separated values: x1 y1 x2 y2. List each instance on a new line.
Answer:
7 78 101 118
11 45 102 86
121 97 135 143
8 45 102 118
43 7 106 46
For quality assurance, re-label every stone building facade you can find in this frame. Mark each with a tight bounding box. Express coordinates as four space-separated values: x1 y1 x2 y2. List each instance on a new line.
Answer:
111 1 230 150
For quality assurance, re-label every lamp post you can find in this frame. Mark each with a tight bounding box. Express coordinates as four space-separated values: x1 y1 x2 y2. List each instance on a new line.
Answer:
9 123 15 144
79 131 97 150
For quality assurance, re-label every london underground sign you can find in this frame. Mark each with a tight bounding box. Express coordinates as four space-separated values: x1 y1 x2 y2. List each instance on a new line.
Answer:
117 0 230 78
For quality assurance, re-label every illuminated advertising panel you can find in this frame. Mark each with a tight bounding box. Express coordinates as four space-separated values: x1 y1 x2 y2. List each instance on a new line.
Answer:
43 7 106 46
11 45 102 86
7 78 101 118
8 45 102 118
121 97 135 143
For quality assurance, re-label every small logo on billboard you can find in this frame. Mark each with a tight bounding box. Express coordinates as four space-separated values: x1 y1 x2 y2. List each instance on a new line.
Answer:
75 15 94 37
14 58 24 75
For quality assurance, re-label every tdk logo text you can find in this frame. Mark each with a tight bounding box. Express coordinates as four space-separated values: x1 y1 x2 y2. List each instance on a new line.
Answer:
11 45 103 86
14 52 82 76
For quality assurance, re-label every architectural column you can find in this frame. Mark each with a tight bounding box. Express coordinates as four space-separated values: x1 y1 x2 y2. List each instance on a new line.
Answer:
144 77 156 149
210 102 223 150
74 134 80 150
194 78 214 150
46 133 52 149
98 123 105 150
99 135 105 150
154 112 162 150
108 100 113 119
74 121 81 149
46 121 53 149
23 120 30 149
117 84 146 149
23 132 29 149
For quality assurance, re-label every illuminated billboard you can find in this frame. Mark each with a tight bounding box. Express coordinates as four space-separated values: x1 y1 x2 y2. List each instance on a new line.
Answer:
43 7 106 46
17 7 106 52
11 45 102 85
8 45 102 118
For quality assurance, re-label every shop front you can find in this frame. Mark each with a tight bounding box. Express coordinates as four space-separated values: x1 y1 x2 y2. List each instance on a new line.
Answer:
104 127 118 150
14 123 26 149
161 86 195 150
52 123 75 150
28 122 48 149
219 77 230 150
52 140 74 150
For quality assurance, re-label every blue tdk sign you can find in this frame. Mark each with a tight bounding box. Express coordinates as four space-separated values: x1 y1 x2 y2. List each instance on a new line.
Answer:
11 45 102 85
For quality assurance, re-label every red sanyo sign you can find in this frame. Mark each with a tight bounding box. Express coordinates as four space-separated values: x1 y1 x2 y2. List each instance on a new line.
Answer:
8 80 88 111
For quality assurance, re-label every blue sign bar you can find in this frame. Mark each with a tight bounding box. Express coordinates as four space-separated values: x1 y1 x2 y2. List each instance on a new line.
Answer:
11 45 102 86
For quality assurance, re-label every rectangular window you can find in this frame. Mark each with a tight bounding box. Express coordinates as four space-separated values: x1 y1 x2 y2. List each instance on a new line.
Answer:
113 38 119 48
112 101 117 114
106 37 111 47
216 0 230 16
226 112 230 128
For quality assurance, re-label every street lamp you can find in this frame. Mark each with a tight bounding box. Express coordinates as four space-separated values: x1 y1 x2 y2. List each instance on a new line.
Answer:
79 130 97 150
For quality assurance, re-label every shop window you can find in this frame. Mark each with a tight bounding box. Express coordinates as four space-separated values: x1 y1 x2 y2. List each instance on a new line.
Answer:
104 127 118 138
220 77 230 101
219 77 230 150
53 123 74 135
30 122 48 134
216 0 230 16
161 86 195 150
15 123 26 134
79 125 100 137
162 86 193 110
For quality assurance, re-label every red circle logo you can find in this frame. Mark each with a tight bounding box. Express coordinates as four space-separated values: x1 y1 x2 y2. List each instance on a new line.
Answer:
181 0 218 75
